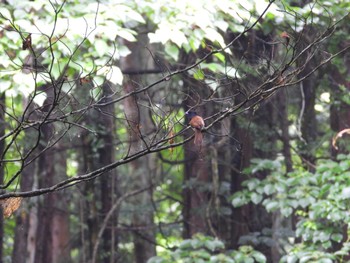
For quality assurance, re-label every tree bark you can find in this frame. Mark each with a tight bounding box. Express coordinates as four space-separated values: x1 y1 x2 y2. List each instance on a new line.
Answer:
120 36 156 262
96 82 117 263
34 123 71 263
230 125 252 248
12 119 36 262
0 93 5 263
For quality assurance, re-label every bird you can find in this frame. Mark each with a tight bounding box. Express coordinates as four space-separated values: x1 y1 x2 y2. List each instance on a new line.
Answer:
186 111 205 146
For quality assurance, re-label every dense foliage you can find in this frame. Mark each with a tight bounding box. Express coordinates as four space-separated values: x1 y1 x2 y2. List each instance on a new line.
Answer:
0 0 349 262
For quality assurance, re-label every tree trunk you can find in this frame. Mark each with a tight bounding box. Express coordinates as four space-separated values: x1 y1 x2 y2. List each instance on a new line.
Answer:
96 82 117 263
229 125 253 248
12 115 36 262
120 36 156 262
296 27 319 170
0 93 5 263
34 123 70 263
183 140 209 237
271 90 294 262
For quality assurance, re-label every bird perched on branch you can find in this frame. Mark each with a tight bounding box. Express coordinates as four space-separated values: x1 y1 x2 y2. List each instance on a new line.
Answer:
186 111 205 146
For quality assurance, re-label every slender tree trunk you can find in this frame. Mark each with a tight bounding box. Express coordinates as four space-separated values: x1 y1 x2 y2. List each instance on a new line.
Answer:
299 81 317 169
180 49 212 237
73 80 118 262
34 123 70 263
230 125 252 248
296 27 319 170
120 36 156 262
215 118 232 240
271 90 294 263
183 141 209 237
123 79 156 262
278 90 293 173
12 112 37 262
0 93 5 263
79 136 99 262
51 149 70 263
96 82 117 263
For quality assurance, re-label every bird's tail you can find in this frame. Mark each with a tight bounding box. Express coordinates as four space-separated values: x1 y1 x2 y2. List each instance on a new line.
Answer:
194 130 203 146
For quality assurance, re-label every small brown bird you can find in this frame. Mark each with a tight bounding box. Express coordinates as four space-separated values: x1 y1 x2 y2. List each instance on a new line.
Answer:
186 111 205 146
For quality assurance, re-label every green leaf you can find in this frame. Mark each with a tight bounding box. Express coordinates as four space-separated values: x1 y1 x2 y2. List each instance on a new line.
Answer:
284 254 298 263
246 179 260 191
124 7 145 23
252 251 267 263
117 28 137 42
191 239 202 249
106 66 123 85
95 39 109 57
281 206 293 217
214 53 226 63
179 239 192 249
0 7 12 19
256 186 265 194
331 233 343 242
205 239 224 251
204 28 226 48
211 254 235 263
165 44 179 61
263 184 275 195
318 258 333 263
202 63 224 72
147 256 166 263
251 192 263 204
299 255 313 263
339 160 350 171
232 194 248 207
274 182 286 192
341 187 350 199
193 69 205 80
244 257 255 263
264 200 279 212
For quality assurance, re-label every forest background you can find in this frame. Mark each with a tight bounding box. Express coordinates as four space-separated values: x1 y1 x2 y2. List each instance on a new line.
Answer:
0 0 349 262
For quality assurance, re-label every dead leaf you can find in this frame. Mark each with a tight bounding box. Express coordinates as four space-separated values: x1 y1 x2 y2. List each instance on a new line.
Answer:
79 76 92 85
332 128 350 150
22 34 32 50
168 128 176 152
0 197 22 218
280 31 290 46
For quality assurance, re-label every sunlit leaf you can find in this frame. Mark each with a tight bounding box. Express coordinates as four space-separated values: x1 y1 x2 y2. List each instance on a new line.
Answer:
214 53 225 63
193 69 205 80
117 29 137 42
105 66 123 85
0 7 12 19
95 39 109 57
124 7 145 23
170 29 187 47
251 192 262 204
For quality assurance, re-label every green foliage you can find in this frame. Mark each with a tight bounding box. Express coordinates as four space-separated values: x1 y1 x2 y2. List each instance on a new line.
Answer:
148 234 266 263
0 0 348 262
232 154 350 261
3 217 16 262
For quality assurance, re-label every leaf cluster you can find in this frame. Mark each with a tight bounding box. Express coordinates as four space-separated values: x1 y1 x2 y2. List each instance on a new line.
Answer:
232 154 350 262
148 234 266 263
